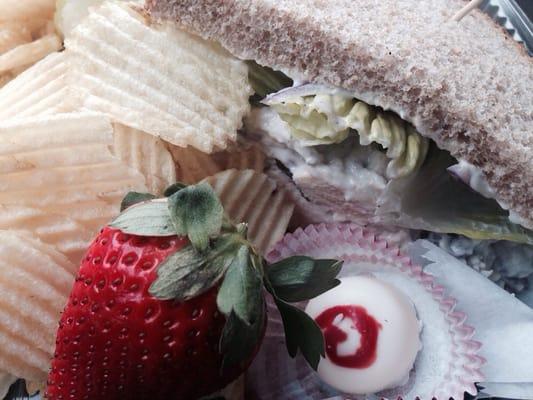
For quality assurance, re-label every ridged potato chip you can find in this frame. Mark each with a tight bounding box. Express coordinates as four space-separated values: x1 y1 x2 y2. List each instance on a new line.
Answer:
0 230 74 383
0 23 32 53
204 169 294 253
172 143 266 184
0 71 13 87
0 0 60 87
1 2 252 151
54 0 106 38
172 146 223 184
0 205 93 264
65 2 252 152
0 21 32 88
0 52 78 119
41 200 119 230
221 144 266 172
0 113 184 265
0 113 148 262
113 123 176 195
0 0 55 22
0 114 144 198
0 33 61 74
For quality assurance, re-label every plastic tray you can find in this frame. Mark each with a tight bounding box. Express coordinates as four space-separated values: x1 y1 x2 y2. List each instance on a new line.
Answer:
11 1 532 400
481 0 533 54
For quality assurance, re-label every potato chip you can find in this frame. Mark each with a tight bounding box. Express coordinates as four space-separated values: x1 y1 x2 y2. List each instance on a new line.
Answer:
0 113 148 263
0 117 115 179
0 0 55 22
6 231 77 276
0 230 74 382
204 169 294 253
54 0 107 38
0 205 94 264
0 33 62 74
37 201 117 247
172 146 228 184
0 373 15 399
0 0 60 87
0 119 173 199
0 23 33 88
65 2 252 152
41 199 118 228
221 143 266 172
0 71 14 88
0 52 79 119
172 143 266 184
0 22 32 53
112 123 176 195
0 112 185 264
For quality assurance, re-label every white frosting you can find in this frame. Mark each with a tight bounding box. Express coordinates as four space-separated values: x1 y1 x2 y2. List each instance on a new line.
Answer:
305 276 422 395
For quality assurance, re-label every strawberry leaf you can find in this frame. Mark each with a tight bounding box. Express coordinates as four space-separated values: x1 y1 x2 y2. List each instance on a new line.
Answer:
167 182 224 252
267 257 342 302
263 257 340 371
217 246 263 324
218 246 266 372
163 182 187 197
150 234 244 301
274 297 325 370
149 245 223 301
219 308 265 372
110 200 176 236
120 191 157 211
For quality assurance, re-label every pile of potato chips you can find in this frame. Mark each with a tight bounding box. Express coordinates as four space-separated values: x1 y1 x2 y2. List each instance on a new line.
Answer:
0 1 295 396
0 0 62 87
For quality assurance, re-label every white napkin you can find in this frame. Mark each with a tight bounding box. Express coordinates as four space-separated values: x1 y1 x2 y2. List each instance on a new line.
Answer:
409 240 533 398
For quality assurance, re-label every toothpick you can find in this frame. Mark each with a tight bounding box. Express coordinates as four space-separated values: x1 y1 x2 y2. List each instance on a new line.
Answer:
452 0 484 22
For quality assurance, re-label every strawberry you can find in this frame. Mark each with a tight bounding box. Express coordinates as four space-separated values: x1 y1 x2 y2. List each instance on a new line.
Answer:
46 228 250 399
45 182 343 400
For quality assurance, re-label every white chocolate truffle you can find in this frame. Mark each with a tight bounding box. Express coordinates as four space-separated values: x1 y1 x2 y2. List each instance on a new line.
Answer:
305 275 421 395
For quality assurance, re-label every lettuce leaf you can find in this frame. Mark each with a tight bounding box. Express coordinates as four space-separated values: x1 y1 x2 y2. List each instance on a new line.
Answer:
378 144 533 244
246 61 293 100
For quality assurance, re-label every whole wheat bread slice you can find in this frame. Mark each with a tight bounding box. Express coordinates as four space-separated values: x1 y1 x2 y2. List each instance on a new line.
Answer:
145 0 533 228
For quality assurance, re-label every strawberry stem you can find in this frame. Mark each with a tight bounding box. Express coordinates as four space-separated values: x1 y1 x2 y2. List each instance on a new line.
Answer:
115 182 343 373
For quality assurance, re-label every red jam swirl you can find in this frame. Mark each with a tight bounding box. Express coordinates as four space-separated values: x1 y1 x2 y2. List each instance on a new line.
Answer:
315 305 382 368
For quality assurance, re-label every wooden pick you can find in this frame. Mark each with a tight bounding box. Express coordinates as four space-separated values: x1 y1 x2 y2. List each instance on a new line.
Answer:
452 0 484 22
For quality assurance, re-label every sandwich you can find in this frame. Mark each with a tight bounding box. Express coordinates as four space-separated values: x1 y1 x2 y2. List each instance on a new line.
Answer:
145 0 533 293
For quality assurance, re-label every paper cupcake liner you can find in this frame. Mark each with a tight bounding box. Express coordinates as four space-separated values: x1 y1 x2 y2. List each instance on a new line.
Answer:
203 169 294 254
264 167 414 252
247 223 485 400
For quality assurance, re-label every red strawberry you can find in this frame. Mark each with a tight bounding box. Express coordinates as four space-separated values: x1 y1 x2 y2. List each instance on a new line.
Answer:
45 183 342 400
46 227 254 399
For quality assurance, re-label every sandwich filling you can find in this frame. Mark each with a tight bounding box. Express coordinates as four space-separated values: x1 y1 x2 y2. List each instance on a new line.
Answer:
263 85 429 180
244 62 533 245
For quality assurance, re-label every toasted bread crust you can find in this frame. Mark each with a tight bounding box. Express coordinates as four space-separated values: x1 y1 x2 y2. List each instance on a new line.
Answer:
146 0 533 227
